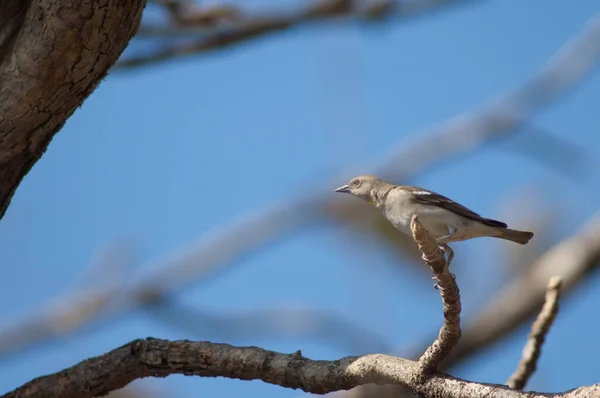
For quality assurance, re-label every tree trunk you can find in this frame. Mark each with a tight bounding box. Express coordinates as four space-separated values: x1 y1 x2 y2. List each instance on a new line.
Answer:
0 0 146 219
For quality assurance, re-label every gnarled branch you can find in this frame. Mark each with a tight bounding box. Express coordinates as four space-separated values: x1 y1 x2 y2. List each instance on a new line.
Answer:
3 337 599 398
0 218 593 398
426 214 600 370
410 216 461 374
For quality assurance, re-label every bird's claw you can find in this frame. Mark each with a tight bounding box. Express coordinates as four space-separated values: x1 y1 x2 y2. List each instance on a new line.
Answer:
437 243 454 265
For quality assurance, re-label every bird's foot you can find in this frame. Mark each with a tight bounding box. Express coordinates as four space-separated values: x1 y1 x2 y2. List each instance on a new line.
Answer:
437 243 454 265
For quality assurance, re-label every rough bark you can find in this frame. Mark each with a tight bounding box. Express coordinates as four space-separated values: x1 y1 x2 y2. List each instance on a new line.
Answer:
410 216 462 375
3 338 599 398
0 0 146 219
0 220 591 398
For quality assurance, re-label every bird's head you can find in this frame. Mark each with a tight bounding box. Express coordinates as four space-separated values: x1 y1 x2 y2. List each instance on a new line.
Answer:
334 174 383 201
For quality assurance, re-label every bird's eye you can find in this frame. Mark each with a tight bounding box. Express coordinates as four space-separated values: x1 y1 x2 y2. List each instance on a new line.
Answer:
352 179 360 186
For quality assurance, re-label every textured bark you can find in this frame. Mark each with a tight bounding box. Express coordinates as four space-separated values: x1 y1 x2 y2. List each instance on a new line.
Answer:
0 0 146 219
429 214 600 369
410 216 462 376
3 338 600 398
0 0 29 61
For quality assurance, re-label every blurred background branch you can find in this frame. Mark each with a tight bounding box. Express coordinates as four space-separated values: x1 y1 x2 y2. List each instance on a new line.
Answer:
2 2 600 398
429 213 600 370
118 0 479 68
147 298 392 354
1 11 599 362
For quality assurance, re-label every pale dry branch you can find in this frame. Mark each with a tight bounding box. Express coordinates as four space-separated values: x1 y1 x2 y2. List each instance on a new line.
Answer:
0 201 320 357
118 0 477 68
339 214 594 398
3 338 600 398
373 12 600 183
2 10 599 358
410 216 461 375
506 276 562 390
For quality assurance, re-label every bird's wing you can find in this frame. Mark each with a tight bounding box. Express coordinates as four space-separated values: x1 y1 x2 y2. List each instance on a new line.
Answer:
406 186 508 228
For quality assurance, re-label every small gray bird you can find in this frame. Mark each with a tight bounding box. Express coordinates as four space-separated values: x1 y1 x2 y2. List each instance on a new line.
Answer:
334 175 534 247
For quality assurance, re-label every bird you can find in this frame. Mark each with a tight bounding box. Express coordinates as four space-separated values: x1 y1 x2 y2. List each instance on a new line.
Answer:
334 175 533 262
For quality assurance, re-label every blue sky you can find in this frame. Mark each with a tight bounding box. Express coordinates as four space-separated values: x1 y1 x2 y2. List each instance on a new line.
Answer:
1 0 600 397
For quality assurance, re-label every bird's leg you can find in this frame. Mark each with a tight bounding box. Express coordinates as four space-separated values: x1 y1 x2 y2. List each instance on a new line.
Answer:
439 243 454 265
436 223 457 243
436 224 456 265
432 243 455 289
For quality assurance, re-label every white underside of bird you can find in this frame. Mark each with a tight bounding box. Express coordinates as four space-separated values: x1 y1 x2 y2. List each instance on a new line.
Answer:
376 188 503 243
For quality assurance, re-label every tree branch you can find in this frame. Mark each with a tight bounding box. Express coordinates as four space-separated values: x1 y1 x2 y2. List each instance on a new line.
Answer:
506 276 562 390
2 9 599 359
3 337 599 398
0 0 145 220
423 213 600 370
1 218 593 398
117 0 477 68
410 216 461 375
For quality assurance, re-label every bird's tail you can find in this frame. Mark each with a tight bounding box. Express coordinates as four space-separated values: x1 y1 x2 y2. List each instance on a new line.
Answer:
495 228 534 245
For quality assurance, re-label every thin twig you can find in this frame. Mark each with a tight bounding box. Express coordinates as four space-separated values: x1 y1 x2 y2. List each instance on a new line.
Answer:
3 337 599 398
507 276 562 390
410 216 461 375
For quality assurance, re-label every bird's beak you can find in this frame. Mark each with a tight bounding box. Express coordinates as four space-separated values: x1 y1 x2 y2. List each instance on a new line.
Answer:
334 184 350 193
